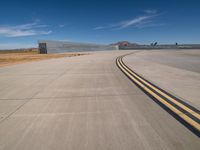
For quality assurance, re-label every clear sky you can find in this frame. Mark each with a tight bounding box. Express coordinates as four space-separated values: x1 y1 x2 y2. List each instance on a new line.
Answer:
0 0 200 49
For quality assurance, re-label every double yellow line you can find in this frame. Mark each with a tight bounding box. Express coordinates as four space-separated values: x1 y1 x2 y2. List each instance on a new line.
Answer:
116 54 200 136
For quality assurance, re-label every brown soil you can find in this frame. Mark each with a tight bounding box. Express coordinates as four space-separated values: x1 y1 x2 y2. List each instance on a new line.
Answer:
0 50 84 67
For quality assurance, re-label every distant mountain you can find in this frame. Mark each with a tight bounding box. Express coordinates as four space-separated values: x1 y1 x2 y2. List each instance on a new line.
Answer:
110 41 139 46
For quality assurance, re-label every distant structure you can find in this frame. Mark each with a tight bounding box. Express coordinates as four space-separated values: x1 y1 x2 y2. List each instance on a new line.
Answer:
38 40 200 53
115 41 130 47
115 41 200 50
111 41 139 49
38 43 47 54
150 42 158 46
38 40 118 54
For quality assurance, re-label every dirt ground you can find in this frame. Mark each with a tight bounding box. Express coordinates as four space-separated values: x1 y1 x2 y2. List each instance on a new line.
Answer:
0 50 84 67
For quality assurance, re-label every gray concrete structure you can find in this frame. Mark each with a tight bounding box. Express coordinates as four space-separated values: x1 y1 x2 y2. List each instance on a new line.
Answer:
38 40 118 53
0 50 199 150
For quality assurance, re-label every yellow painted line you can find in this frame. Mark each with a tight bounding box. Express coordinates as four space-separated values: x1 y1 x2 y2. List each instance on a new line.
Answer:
117 58 200 131
118 57 200 120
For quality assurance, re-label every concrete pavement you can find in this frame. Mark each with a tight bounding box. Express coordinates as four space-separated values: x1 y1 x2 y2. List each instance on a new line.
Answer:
0 50 199 150
124 50 200 109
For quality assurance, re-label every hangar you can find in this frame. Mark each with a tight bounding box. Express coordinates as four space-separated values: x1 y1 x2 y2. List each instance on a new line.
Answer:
38 40 118 54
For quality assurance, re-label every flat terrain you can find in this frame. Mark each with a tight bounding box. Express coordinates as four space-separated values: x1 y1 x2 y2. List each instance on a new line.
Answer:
124 50 200 109
0 50 83 67
0 50 199 150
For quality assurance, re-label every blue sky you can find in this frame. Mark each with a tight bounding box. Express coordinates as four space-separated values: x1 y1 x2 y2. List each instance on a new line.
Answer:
0 0 200 49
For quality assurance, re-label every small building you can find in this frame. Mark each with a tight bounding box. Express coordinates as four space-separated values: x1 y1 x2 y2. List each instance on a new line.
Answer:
38 43 47 54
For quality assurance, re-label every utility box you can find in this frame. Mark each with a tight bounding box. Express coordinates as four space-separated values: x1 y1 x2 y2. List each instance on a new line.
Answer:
39 43 47 54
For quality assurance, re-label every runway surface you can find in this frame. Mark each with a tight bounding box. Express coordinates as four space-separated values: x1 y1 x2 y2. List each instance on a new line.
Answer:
0 50 199 150
117 53 200 136
124 50 200 109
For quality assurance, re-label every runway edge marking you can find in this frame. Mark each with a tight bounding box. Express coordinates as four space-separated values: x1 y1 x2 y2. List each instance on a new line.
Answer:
116 53 200 137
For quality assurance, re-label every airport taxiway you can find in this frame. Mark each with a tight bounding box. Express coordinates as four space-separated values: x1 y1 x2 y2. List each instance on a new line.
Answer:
0 50 199 150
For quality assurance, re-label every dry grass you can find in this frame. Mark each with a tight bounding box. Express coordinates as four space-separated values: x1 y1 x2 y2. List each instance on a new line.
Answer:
0 50 84 67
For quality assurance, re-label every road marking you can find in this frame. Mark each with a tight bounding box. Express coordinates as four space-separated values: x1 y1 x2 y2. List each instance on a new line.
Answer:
119 57 200 120
116 54 200 136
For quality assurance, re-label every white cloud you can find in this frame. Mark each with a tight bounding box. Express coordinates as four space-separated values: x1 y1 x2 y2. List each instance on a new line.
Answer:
93 24 118 30
58 24 65 28
0 20 52 37
94 10 161 30
144 9 157 14
119 15 154 29
93 26 106 30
